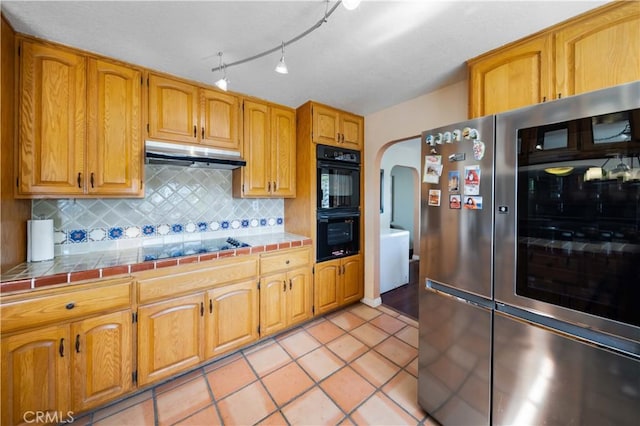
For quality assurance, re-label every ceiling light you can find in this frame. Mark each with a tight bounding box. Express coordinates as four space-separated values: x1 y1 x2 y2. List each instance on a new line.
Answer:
341 0 361 10
275 42 288 74
214 52 229 91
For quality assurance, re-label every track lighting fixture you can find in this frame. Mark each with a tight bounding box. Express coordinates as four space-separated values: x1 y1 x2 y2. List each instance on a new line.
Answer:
275 42 288 74
211 0 361 83
214 52 229 91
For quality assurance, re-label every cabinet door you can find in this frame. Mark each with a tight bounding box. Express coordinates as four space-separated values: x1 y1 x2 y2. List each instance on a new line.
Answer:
555 2 640 98
205 280 259 358
314 260 341 315
241 100 271 196
341 255 363 306
137 293 204 386
87 59 142 196
259 273 288 336
148 74 199 143
287 267 313 325
18 40 86 196
468 35 553 118
312 104 341 146
71 310 132 412
200 89 240 150
340 112 363 151
270 106 296 197
1 325 70 426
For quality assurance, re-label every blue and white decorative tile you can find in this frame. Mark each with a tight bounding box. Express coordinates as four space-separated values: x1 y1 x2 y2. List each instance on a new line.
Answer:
197 222 208 232
277 217 284 225
268 217 276 226
125 226 141 239
157 224 171 236
250 219 259 228
142 225 156 236
221 221 229 230
185 222 197 233
209 221 220 231
260 218 267 227
68 229 87 243
108 227 124 240
241 219 249 228
88 228 107 242
171 224 183 234
231 220 241 229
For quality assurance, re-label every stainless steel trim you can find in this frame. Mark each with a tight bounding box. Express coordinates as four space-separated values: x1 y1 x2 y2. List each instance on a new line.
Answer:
145 140 246 169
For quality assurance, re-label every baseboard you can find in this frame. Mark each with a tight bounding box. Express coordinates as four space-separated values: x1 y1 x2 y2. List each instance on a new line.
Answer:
360 296 382 307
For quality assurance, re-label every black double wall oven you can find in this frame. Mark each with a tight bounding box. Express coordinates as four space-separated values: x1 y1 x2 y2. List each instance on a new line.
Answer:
316 144 361 262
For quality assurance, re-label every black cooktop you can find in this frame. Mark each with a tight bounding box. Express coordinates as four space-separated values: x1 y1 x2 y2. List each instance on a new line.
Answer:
142 237 250 261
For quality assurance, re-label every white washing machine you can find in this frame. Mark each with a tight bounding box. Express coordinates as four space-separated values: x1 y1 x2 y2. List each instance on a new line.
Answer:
379 228 410 293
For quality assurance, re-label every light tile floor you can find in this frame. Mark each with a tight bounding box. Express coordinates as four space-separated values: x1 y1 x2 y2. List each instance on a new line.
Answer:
75 303 438 426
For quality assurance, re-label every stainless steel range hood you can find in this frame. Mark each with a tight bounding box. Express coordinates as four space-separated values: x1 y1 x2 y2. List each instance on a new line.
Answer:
145 140 246 169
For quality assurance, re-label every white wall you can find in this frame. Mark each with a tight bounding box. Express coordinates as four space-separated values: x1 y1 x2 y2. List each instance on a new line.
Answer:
361 80 468 306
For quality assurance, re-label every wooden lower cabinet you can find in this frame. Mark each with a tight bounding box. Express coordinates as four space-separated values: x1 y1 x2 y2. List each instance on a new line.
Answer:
205 280 259 358
1 310 133 425
314 254 363 315
260 267 312 336
1 325 70 426
71 310 132 411
137 293 205 386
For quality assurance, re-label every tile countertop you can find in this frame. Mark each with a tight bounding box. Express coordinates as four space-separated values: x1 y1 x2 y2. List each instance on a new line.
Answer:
1 233 312 294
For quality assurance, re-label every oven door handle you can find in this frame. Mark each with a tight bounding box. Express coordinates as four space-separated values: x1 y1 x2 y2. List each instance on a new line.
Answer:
317 211 360 220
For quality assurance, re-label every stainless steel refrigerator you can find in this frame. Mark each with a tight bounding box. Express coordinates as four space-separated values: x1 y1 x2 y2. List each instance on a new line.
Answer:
418 82 640 426
418 115 495 425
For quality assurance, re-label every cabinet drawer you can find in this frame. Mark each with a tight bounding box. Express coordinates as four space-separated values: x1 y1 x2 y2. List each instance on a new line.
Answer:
136 256 258 303
1 279 132 333
260 247 311 275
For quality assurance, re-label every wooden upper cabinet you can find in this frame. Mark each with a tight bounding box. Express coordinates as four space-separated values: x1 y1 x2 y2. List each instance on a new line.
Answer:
148 74 199 143
467 1 640 118
201 89 241 150
468 35 553 118
18 40 86 196
87 59 142 196
270 106 296 197
233 99 296 198
312 103 363 150
17 39 143 198
148 74 241 150
555 1 640 98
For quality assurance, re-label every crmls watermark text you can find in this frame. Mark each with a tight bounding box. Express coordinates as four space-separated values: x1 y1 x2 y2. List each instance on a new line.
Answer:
23 411 75 424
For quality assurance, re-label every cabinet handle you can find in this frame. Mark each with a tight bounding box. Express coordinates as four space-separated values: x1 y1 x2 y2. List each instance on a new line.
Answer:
342 265 345 274
289 279 292 290
59 338 65 357
336 133 340 142
200 302 204 316
65 303 75 310
338 266 341 276
341 133 345 143
75 334 80 353
202 127 205 139
193 125 197 137
558 93 562 99
542 96 547 102
283 280 286 292
273 181 277 192
209 299 213 314
90 172 94 188
77 172 82 188
268 182 272 192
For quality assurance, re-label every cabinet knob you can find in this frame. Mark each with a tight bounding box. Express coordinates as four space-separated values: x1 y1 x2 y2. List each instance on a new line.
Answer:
66 302 75 310
285 260 290 264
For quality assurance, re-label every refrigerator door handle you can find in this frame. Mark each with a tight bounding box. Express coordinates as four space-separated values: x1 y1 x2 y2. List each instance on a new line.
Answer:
427 280 494 310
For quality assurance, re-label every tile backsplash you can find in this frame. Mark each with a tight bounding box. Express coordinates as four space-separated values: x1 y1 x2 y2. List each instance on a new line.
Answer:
33 165 284 255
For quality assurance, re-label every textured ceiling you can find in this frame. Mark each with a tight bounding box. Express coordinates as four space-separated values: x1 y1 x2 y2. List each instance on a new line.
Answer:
2 0 609 115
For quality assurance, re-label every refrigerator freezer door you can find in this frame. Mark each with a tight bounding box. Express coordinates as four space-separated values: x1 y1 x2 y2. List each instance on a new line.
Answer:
493 311 640 426
420 115 495 299
418 286 491 425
